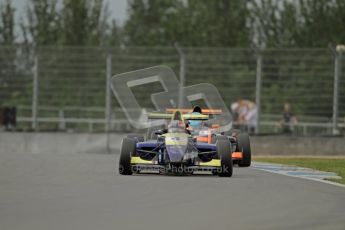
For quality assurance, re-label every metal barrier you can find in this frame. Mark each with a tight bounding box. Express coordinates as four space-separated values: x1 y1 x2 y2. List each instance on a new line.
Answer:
0 46 344 135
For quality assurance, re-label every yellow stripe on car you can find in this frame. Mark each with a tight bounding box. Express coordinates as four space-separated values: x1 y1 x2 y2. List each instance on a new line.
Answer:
130 157 153 164
199 159 221 167
165 133 189 145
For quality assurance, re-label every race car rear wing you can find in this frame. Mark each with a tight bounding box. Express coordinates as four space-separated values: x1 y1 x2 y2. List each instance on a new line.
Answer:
147 112 209 120
165 108 222 115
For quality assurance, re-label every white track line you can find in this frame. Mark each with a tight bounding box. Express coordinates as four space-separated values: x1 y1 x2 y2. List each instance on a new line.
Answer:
252 162 345 189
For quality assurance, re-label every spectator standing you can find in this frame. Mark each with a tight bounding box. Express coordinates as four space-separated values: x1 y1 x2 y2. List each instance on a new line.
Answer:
279 103 298 134
231 99 257 134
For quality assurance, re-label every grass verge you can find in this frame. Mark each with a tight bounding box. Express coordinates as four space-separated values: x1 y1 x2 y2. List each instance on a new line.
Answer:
254 157 345 185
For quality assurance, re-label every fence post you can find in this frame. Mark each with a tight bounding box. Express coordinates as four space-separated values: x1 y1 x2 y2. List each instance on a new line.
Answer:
105 51 112 153
332 45 344 135
254 49 263 134
58 109 65 130
175 43 186 108
32 52 38 130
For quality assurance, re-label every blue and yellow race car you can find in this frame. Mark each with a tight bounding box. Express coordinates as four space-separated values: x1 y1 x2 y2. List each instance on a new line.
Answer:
119 110 234 177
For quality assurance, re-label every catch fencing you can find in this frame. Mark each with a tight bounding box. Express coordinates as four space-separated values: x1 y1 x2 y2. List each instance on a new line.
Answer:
0 46 344 135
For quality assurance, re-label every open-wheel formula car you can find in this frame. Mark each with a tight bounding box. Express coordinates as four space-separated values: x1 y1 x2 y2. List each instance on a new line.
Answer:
119 110 234 177
166 107 251 167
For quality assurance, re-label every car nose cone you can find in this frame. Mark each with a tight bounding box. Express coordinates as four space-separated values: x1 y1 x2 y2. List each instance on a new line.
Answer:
166 145 186 162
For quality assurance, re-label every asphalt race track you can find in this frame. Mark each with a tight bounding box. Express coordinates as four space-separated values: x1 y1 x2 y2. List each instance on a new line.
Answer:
1 149 345 230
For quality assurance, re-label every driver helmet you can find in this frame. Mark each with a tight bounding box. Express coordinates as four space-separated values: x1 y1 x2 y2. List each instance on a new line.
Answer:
188 106 202 128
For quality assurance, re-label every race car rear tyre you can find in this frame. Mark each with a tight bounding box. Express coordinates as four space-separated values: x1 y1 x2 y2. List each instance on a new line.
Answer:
217 139 233 177
237 133 251 167
119 137 136 175
127 134 144 142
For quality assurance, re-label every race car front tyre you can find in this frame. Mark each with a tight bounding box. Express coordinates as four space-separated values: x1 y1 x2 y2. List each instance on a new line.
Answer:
237 133 251 167
126 134 143 159
119 137 136 175
217 139 233 177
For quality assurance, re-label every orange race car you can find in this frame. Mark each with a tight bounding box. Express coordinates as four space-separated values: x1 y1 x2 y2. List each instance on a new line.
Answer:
166 106 251 167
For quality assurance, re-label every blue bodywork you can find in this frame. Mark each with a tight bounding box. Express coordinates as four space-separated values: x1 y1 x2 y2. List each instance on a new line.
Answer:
136 139 217 165
136 140 157 149
136 141 216 151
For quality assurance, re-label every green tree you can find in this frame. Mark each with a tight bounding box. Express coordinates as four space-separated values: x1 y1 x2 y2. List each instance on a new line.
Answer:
251 0 345 48
184 0 250 46
0 0 15 45
61 0 108 46
124 0 181 46
0 0 16 107
250 0 301 48
297 0 345 47
107 20 121 46
21 0 110 46
124 0 251 47
21 0 61 46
